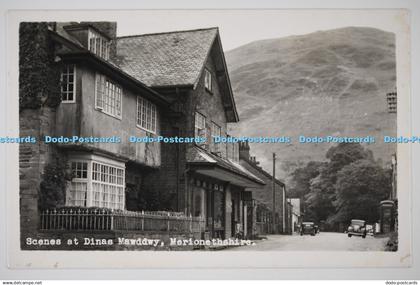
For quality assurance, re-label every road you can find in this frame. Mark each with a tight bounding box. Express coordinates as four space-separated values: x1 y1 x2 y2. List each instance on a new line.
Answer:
227 232 388 251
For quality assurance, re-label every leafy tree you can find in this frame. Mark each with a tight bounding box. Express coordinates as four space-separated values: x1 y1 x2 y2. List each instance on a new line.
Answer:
289 161 325 199
301 143 384 226
304 168 336 222
330 159 391 224
326 143 374 175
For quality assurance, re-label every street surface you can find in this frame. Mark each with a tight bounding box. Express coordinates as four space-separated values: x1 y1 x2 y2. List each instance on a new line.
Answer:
228 232 388 251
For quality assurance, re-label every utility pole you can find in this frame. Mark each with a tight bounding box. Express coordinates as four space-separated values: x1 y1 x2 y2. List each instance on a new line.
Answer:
272 153 276 234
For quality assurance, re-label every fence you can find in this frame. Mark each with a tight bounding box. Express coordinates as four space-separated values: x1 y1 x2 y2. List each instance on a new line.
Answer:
40 208 206 233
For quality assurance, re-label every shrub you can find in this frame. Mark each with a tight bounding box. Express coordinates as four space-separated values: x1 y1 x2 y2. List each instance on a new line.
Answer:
39 161 72 210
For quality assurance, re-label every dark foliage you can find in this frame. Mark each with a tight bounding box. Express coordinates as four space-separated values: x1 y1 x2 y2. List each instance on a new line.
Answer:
19 22 61 110
39 161 72 210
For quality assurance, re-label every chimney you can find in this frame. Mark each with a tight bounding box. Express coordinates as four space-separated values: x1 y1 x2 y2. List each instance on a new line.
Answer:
239 141 250 160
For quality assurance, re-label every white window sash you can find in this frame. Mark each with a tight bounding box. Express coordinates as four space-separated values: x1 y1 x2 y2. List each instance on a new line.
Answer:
67 158 125 210
136 96 157 134
61 65 76 103
95 73 122 120
88 29 110 60
204 69 212 92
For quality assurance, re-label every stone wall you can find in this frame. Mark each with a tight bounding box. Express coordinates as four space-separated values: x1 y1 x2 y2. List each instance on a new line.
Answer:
20 107 57 248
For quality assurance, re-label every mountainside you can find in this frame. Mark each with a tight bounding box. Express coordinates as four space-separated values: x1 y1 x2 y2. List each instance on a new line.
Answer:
225 27 397 179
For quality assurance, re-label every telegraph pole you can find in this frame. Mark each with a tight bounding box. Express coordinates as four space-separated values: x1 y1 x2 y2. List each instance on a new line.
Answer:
272 153 276 234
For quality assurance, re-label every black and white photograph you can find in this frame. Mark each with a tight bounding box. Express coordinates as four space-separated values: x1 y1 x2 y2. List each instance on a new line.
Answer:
4 8 413 271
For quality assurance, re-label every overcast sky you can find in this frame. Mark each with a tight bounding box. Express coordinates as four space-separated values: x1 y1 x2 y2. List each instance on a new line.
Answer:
116 10 402 51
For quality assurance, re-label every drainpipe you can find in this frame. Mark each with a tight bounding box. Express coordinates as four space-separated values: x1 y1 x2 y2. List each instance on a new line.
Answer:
184 167 190 215
283 186 286 233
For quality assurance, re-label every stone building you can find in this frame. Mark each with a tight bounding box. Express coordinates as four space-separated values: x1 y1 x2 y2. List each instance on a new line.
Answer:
116 27 265 239
238 142 290 236
19 21 265 247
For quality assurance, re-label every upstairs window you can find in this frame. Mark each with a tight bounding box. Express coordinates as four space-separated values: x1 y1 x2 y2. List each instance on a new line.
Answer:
211 122 221 153
204 69 212 92
136 96 157 133
88 29 110 60
195 112 207 145
60 64 76 103
95 73 122 119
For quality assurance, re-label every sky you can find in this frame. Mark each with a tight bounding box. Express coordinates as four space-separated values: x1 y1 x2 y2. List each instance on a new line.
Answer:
115 10 403 51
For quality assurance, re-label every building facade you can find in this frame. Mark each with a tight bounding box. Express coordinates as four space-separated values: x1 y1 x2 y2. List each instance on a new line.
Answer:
238 142 290 236
19 22 266 247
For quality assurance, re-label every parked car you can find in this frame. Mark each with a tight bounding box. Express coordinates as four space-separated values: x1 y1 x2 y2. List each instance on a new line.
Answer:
300 222 316 236
347 219 367 238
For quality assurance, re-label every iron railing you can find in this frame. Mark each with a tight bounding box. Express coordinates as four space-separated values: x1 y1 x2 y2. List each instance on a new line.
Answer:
40 208 206 233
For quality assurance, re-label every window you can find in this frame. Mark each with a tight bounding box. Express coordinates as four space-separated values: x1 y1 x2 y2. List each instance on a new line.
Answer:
136 96 157 133
92 162 125 210
66 158 125 210
60 64 76 103
95 73 122 119
67 161 88 207
204 69 212 92
88 29 110 60
211 122 221 153
195 112 206 143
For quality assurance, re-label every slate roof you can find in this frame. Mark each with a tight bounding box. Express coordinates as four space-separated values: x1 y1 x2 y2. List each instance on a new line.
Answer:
187 146 265 185
240 157 286 187
115 28 219 87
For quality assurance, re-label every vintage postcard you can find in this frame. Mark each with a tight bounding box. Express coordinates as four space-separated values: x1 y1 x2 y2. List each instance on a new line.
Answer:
5 9 411 268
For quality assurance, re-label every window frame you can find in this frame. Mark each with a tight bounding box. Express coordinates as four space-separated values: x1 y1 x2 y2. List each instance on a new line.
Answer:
195 112 207 143
88 28 110 60
94 73 123 120
60 64 76 103
66 155 126 210
136 96 158 134
204 68 213 93
211 121 222 153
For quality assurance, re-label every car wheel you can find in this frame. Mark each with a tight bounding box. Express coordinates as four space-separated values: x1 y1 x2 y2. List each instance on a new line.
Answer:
362 234 366 238
348 234 352 237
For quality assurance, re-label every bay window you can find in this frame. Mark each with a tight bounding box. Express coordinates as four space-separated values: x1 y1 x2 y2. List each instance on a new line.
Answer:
66 155 125 210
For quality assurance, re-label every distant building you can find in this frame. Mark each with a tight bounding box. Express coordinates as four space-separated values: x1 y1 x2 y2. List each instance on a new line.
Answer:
238 142 290 236
287 198 302 233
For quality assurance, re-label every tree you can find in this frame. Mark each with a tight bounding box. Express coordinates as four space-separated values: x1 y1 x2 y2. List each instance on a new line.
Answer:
326 143 374 175
330 159 391 224
301 143 383 226
304 172 336 222
289 161 325 199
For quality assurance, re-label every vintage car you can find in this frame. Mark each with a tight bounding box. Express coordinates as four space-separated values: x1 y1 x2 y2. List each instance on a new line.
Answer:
347 219 367 238
300 222 316 236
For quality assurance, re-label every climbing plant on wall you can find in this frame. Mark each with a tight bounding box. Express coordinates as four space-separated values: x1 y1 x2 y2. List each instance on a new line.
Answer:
19 22 61 110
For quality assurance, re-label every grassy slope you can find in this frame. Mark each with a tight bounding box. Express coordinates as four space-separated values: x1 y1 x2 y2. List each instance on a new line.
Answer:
225 27 397 179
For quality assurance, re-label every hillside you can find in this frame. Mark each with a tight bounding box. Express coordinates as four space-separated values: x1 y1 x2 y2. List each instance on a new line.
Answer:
225 27 397 179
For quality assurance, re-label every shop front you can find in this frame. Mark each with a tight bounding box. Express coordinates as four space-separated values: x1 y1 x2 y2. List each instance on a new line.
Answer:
187 146 265 239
